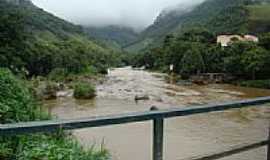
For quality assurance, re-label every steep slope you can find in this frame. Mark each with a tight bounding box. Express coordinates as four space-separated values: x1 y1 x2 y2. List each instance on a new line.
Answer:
0 0 121 76
246 4 270 33
124 4 198 52
125 0 270 52
139 4 199 41
84 25 139 50
4 0 83 37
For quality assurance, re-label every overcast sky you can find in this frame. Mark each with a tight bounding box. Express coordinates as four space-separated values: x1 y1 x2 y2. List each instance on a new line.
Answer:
32 0 204 31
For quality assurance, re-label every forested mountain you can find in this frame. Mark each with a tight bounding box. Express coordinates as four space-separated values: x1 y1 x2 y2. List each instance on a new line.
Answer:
129 0 270 82
137 4 199 42
0 0 122 76
125 0 270 52
84 25 139 51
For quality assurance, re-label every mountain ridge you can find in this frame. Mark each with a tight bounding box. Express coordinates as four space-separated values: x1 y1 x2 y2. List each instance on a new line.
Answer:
84 25 139 50
0 0 121 76
124 0 270 53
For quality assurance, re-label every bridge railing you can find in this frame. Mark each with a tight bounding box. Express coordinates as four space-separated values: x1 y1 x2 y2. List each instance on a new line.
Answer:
1 96 270 160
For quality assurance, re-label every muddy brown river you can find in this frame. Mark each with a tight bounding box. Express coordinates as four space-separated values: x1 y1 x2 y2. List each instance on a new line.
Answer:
44 67 270 160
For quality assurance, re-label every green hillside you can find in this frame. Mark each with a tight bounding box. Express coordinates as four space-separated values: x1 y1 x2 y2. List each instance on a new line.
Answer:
125 0 270 53
84 25 139 51
247 4 270 33
247 4 270 21
128 0 270 82
0 0 122 76
131 26 270 82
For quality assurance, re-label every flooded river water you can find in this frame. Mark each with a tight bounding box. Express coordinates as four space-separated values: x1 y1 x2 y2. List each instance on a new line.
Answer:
44 67 270 160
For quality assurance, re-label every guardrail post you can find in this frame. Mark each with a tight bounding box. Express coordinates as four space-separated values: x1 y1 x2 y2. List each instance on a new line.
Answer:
153 117 164 160
267 126 270 160
151 106 164 160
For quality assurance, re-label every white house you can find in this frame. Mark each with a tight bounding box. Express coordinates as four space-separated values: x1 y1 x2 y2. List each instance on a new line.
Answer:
217 34 259 47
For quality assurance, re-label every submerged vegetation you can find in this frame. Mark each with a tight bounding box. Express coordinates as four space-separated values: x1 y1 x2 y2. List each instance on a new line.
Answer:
1 0 270 159
0 1 114 159
74 82 97 99
238 79 270 89
0 68 109 160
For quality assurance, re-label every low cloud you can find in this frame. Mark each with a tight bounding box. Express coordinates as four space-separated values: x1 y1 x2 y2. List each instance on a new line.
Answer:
32 0 204 31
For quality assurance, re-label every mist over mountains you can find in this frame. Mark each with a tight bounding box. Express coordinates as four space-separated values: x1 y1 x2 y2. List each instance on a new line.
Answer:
31 0 205 31
5 0 270 53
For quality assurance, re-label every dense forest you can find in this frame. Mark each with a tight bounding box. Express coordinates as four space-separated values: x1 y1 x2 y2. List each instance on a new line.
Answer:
132 29 270 81
84 25 139 51
125 0 270 52
0 0 118 159
125 0 270 87
0 0 124 77
1 0 270 159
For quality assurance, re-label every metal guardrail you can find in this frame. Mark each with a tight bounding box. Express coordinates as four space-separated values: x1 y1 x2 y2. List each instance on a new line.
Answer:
1 96 270 160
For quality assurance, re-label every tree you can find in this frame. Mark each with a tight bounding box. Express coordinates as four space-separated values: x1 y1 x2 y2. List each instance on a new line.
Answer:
241 47 269 79
180 48 205 76
223 41 254 76
0 7 26 73
202 45 225 73
259 32 270 50
222 41 270 79
178 28 216 43
163 34 175 48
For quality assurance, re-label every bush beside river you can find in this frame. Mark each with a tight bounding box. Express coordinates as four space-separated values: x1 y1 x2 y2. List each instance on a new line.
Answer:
74 82 97 99
0 68 109 160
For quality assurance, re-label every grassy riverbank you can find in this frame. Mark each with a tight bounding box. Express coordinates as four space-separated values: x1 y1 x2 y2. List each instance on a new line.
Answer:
238 80 270 89
0 68 110 160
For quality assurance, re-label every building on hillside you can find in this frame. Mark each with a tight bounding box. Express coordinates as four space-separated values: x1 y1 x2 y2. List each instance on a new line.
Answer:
244 35 259 42
217 35 259 47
